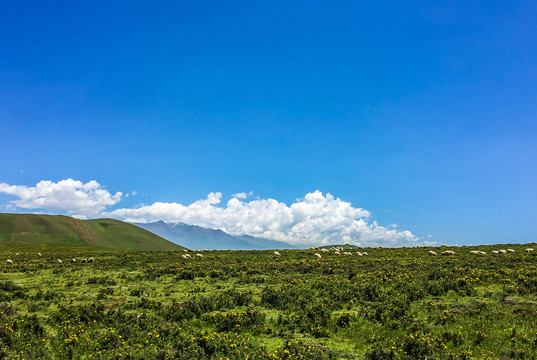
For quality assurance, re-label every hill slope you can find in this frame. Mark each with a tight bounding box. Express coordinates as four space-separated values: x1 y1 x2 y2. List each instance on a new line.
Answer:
0 213 184 251
133 221 298 250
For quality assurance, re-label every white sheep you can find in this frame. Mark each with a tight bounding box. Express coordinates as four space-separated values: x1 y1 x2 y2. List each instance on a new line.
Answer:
37 253 42 257
314 253 322 259
6 259 13 265
57 259 63 264
196 253 203 258
499 250 507 255
526 248 534 253
479 251 486 255
362 252 368 256
81 259 87 263
87 257 95 263
469 250 480 255
181 254 188 259
321 249 329 253
273 251 281 256
334 251 340 256
356 252 363 256
507 249 515 253
492 250 499 255
428 251 437 256
441 251 455 256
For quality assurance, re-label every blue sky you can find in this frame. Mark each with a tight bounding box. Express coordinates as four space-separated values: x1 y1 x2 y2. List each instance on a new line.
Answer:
1 1 536 246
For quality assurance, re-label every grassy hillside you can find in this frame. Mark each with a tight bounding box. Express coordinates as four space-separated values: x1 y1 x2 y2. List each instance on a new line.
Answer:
0 213 185 251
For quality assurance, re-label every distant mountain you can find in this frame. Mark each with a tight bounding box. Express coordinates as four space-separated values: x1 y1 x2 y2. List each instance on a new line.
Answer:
0 213 185 251
132 221 298 250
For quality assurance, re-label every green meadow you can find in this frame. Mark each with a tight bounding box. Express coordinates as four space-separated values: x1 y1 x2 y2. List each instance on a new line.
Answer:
1 243 537 359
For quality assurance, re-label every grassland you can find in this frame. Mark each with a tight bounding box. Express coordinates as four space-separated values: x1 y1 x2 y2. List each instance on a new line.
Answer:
1 243 537 359
0 214 184 251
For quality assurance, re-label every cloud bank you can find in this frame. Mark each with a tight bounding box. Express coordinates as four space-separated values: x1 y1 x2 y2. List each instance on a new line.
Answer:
0 179 420 247
0 179 122 217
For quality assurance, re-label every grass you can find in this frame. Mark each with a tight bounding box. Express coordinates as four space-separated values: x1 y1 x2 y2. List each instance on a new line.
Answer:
0 243 537 359
0 214 184 251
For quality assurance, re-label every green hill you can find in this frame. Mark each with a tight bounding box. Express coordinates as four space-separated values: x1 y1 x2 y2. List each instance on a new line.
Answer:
0 213 185 251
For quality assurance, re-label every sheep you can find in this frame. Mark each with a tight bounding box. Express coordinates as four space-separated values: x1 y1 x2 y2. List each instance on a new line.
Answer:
469 250 480 255
87 257 95 263
203 248 210 252
196 253 203 258
183 249 189 253
428 251 437 256
479 251 486 255
362 252 368 256
6 259 13 265
441 244 447 247
499 250 507 255
81 259 87 263
526 248 534 253
314 253 322 259
37 253 42 257
441 251 455 256
334 251 340 256
491 250 499 255
185 254 192 259
343 252 352 256
57 259 63 264
273 251 281 256
181 254 188 259
356 252 363 256
71 258 77 263
321 249 329 253
507 249 515 253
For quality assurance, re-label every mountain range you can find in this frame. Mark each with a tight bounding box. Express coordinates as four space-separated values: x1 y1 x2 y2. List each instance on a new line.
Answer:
132 221 298 250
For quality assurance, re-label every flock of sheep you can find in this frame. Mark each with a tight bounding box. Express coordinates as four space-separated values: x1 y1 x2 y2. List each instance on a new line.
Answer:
5 246 535 265
6 253 95 265
428 247 534 256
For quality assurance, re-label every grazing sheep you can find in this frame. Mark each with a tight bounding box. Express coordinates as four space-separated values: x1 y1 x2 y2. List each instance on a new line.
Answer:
37 253 42 257
362 252 368 256
57 259 63 264
71 258 77 263
526 248 534 253
7 259 13 265
196 253 203 258
469 250 480 255
181 254 188 259
81 259 87 263
314 253 322 259
203 248 210 252
273 251 281 256
479 251 486 255
334 251 340 256
441 244 447 247
507 249 515 253
499 250 507 255
428 251 437 256
356 252 363 256
87 257 95 263
321 249 329 253
343 252 352 256
492 250 499 255
441 251 455 256
183 249 189 253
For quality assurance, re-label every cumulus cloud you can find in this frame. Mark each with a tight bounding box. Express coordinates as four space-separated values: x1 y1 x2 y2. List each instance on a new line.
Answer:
232 191 253 199
106 190 419 247
0 179 122 216
0 178 420 246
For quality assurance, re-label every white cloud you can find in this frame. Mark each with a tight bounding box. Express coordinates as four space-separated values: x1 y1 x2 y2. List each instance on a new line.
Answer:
0 178 420 247
0 179 122 216
232 191 253 199
106 190 419 247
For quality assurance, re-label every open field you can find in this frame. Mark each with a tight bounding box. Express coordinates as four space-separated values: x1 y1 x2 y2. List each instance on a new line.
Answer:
1 243 537 359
